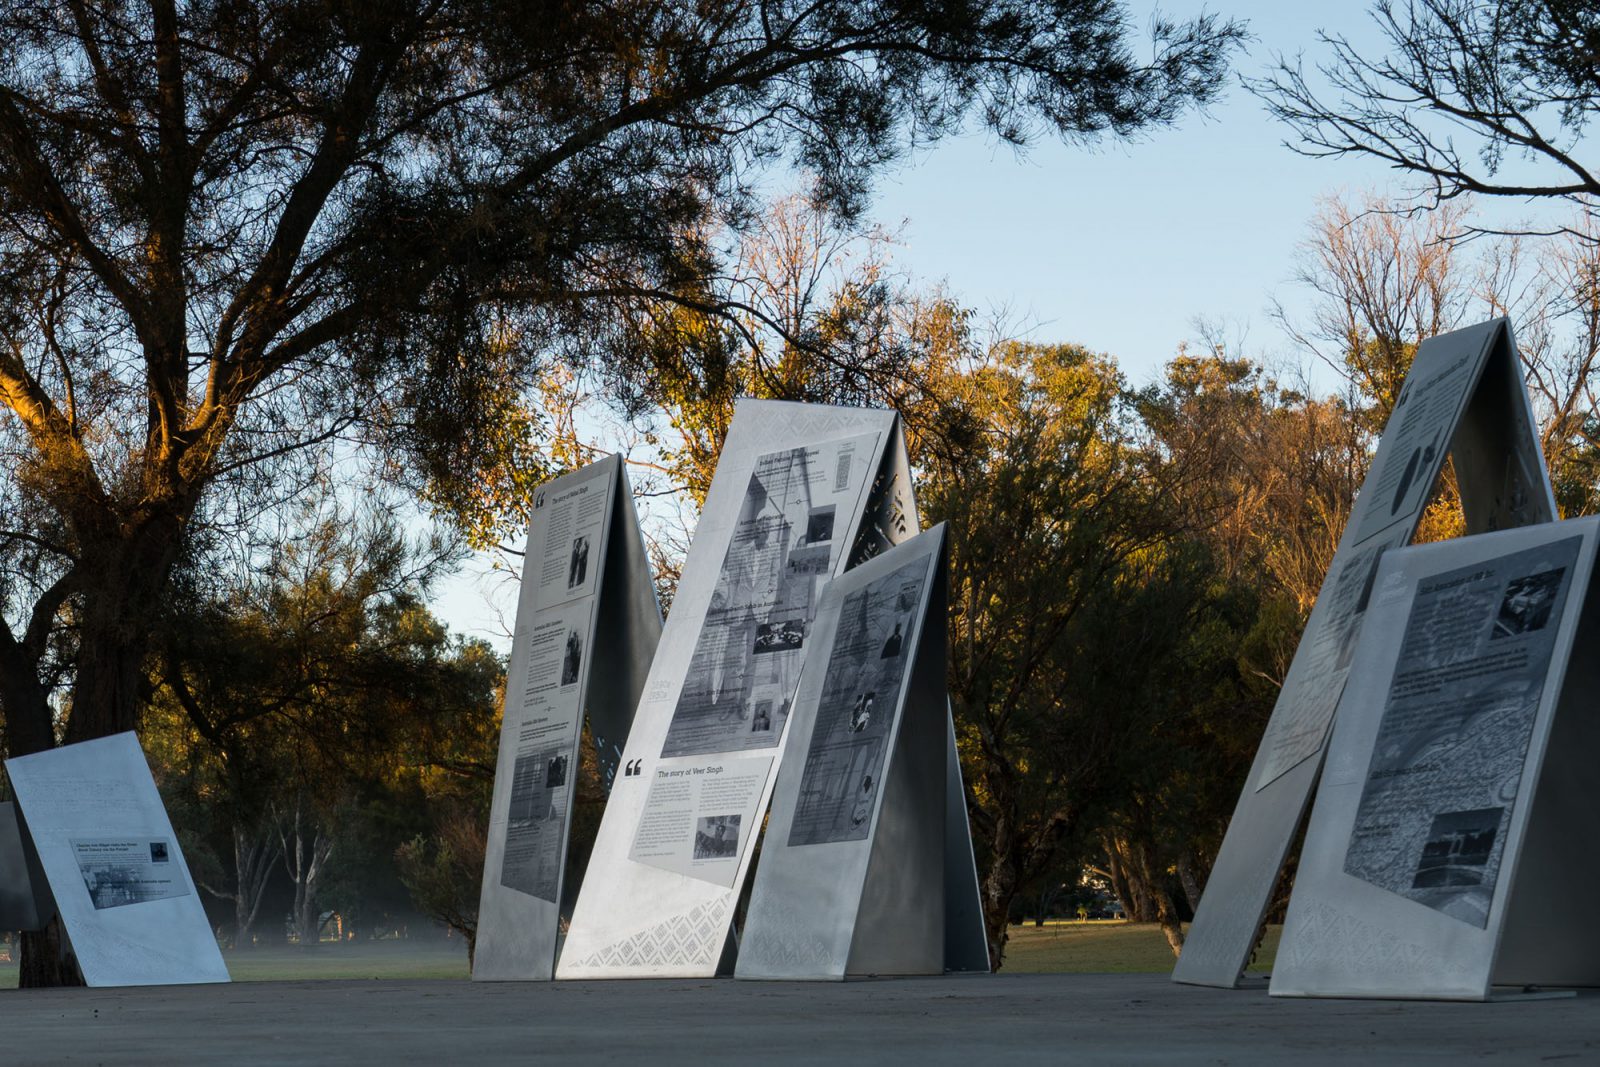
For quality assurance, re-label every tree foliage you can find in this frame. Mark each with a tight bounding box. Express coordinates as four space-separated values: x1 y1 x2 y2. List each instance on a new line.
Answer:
147 500 500 953
1254 1 1600 230
0 0 1246 768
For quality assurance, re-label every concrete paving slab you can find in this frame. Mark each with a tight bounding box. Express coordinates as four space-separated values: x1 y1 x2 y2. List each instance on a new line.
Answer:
2 972 1596 1065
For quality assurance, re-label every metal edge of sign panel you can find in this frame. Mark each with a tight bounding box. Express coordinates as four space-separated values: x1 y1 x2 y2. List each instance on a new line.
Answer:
5 731 230 987
475 454 668 981
1174 318 1556 989
1269 518 1597 1000
556 402 899 979
1489 534 1600 989
0 800 48 931
854 425 989 974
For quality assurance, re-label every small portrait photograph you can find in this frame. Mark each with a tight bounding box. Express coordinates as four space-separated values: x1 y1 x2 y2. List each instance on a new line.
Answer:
567 534 590 589
848 692 876 733
805 505 836 545
1493 568 1564 639
693 814 741 860
753 618 805 654
849 775 876 829
750 699 773 733
561 628 584 686
545 754 568 790
895 580 919 613
149 841 169 863
879 621 904 659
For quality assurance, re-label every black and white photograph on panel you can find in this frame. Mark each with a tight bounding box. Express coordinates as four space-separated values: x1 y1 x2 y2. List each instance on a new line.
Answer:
72 839 188 910
788 558 926 847
1342 536 1582 928
500 745 568 903
750 699 774 734
568 534 590 589
1493 569 1565 638
560 628 583 686
1412 808 1505 889
661 436 872 758
693 815 741 860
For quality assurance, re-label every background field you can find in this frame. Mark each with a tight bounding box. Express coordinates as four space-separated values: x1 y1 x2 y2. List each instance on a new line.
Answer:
0 922 1280 988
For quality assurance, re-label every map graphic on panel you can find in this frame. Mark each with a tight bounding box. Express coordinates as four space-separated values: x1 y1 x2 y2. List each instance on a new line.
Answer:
1342 537 1581 928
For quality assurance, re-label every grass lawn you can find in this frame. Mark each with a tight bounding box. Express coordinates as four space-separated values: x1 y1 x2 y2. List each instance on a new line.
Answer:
0 937 470 988
997 921 1280 975
0 922 1279 986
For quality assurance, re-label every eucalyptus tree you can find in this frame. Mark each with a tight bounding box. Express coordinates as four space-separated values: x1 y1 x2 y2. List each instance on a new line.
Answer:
0 0 1242 984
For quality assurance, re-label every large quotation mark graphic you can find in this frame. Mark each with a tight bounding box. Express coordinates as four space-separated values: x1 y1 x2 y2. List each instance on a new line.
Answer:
623 758 644 777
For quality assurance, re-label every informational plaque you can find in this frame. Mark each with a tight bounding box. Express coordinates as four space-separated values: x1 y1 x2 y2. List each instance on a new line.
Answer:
1175 318 1557 988
737 526 971 979
558 401 987 979
1271 518 1600 999
5 732 230 986
474 454 664 981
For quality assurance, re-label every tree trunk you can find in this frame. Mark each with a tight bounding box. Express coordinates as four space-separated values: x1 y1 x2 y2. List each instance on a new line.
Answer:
66 524 184 744
1134 846 1185 957
233 823 281 948
1177 854 1204 915
0 654 54 758
980 820 1021 971
1101 835 1137 920
281 801 333 948
19 917 84 988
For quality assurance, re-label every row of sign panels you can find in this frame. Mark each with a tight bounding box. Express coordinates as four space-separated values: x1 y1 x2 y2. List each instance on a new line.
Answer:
1 401 984 986
500 324 1600 998
476 403 987 981
9 319 1592 997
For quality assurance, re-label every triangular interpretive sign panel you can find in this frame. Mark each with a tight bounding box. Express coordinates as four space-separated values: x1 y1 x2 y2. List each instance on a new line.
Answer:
737 525 974 979
1176 318 1556 988
5 732 230 987
558 401 909 979
474 454 663 981
1272 518 1600 999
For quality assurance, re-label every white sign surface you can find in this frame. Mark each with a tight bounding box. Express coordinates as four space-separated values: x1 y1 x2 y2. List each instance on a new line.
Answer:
6 732 229 986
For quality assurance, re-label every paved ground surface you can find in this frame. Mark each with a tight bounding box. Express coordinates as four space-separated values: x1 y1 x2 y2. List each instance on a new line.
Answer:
4 972 1596 1064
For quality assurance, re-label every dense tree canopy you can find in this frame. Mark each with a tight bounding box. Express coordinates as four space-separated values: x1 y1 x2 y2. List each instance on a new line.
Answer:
0 0 1245 759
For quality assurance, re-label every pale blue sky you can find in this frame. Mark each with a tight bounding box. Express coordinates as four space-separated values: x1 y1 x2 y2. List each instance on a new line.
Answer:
876 2 1395 384
432 3 1445 646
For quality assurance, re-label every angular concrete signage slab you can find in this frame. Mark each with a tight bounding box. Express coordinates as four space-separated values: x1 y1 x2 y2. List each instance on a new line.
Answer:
474 453 663 981
1272 518 1600 999
737 524 983 979
558 400 985 979
1176 318 1557 988
5 732 229 986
